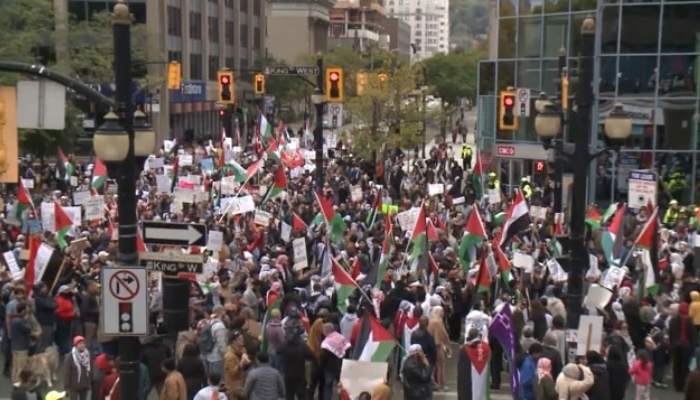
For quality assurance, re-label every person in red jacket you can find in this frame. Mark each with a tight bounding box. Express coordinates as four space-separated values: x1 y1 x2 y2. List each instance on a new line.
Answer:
54 285 76 356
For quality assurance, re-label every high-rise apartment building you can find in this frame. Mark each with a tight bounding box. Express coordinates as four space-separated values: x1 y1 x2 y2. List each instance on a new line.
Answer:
387 0 450 60
64 0 266 144
267 0 333 64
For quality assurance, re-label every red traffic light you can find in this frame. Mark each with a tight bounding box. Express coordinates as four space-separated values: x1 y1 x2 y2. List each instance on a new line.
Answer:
503 96 514 107
220 75 230 85
329 72 340 82
219 109 226 117
256 75 263 82
535 161 545 172
379 75 387 82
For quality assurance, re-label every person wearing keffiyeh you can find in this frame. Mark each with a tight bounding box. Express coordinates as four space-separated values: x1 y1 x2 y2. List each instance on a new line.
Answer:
319 323 350 400
63 335 91 400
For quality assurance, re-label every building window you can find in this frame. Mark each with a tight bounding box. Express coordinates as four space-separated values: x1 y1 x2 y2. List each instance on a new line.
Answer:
209 17 219 42
190 53 203 80
224 57 234 69
253 27 261 49
240 58 249 79
190 12 202 39
224 0 233 7
240 0 248 13
253 0 260 16
168 51 182 63
208 56 219 81
240 24 248 48
225 21 234 45
167 6 182 36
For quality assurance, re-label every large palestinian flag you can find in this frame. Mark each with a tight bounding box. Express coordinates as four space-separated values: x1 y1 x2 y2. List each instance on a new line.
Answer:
498 191 531 248
356 315 395 362
601 203 626 265
457 341 491 400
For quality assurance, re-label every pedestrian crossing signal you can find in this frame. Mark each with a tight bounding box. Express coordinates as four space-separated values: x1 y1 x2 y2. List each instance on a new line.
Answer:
119 302 133 333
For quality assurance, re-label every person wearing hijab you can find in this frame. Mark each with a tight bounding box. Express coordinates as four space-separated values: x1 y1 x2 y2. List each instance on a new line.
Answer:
427 306 450 391
63 336 91 400
402 344 433 400
669 301 697 391
605 345 630 400
457 327 490 400
534 357 557 400
584 351 611 400
555 363 594 399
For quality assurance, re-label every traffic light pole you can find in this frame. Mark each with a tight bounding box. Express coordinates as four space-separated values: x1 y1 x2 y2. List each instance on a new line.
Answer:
314 55 325 191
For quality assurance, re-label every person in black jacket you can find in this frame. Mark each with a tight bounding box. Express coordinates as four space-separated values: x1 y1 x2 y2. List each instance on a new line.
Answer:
410 317 437 367
585 351 611 400
277 331 315 400
541 332 563 381
80 281 100 353
605 345 629 400
177 343 206 400
402 344 433 400
32 282 57 354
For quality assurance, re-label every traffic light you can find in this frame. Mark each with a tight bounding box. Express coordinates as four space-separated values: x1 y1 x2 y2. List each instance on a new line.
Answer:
254 74 265 94
167 61 182 90
378 73 388 90
534 161 546 173
325 67 344 102
499 91 518 130
356 72 368 95
217 69 235 104
218 109 227 119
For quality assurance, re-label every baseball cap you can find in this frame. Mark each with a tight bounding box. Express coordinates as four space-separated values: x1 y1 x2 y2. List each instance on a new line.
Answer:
45 391 67 400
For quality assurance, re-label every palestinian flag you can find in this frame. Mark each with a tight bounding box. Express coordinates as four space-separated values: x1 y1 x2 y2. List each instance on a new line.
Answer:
260 298 282 353
91 158 108 190
601 203 626 265
365 193 382 227
498 191 531 248
375 214 394 289
245 158 266 182
259 114 273 143
400 315 421 377
292 213 308 230
24 235 41 290
315 191 347 244
407 205 428 273
357 315 396 362
457 341 491 400
427 219 440 242
266 139 281 163
262 165 287 203
601 202 618 225
548 237 563 257
458 208 487 270
491 211 506 226
471 152 484 200
223 160 247 182
54 202 73 249
15 179 33 223
332 257 357 313
493 231 512 283
636 208 660 297
57 148 74 181
585 206 602 228
475 253 491 293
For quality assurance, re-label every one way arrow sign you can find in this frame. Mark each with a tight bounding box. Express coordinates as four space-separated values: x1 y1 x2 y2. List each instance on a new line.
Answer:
141 221 207 247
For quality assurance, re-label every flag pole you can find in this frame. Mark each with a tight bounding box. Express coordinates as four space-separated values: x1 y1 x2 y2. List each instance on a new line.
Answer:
50 257 68 294
217 172 256 223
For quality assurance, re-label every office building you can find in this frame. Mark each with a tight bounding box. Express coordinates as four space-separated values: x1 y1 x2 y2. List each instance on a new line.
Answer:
476 0 700 204
65 0 266 144
381 17 413 59
267 0 334 64
329 0 389 50
387 0 450 61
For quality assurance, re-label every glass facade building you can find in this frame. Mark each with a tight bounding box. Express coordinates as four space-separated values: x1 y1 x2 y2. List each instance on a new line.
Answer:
477 0 700 204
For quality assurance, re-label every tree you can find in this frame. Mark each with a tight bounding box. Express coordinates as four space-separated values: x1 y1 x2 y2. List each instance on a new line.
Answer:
65 11 158 84
18 103 83 156
345 55 428 159
252 56 308 108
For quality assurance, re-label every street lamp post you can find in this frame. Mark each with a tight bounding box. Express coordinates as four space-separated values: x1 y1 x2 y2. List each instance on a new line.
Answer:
93 1 156 398
312 53 325 191
534 16 632 329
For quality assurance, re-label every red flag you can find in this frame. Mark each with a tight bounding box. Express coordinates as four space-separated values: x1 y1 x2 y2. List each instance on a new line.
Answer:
427 219 440 242
292 213 308 230
351 257 361 280
137 230 147 252
25 235 41 295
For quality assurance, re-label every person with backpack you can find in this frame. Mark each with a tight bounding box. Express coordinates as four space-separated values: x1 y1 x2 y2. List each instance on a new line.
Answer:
200 305 229 376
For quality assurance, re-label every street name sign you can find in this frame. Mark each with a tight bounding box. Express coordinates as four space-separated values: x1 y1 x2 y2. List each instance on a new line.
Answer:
101 267 148 336
139 251 204 275
264 66 320 75
141 221 207 246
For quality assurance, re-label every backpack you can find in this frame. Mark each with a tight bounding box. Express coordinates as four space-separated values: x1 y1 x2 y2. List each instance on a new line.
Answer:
197 320 217 354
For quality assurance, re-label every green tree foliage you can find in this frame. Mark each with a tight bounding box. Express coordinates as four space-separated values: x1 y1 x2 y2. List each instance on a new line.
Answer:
450 0 489 50
423 50 484 105
66 11 157 83
19 104 82 156
346 56 427 159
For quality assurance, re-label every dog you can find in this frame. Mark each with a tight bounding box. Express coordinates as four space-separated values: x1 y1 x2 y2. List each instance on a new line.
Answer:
30 345 60 387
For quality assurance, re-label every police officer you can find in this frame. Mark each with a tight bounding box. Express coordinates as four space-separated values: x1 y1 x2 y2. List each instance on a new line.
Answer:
663 199 680 226
487 172 500 190
461 144 473 170
520 176 533 201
